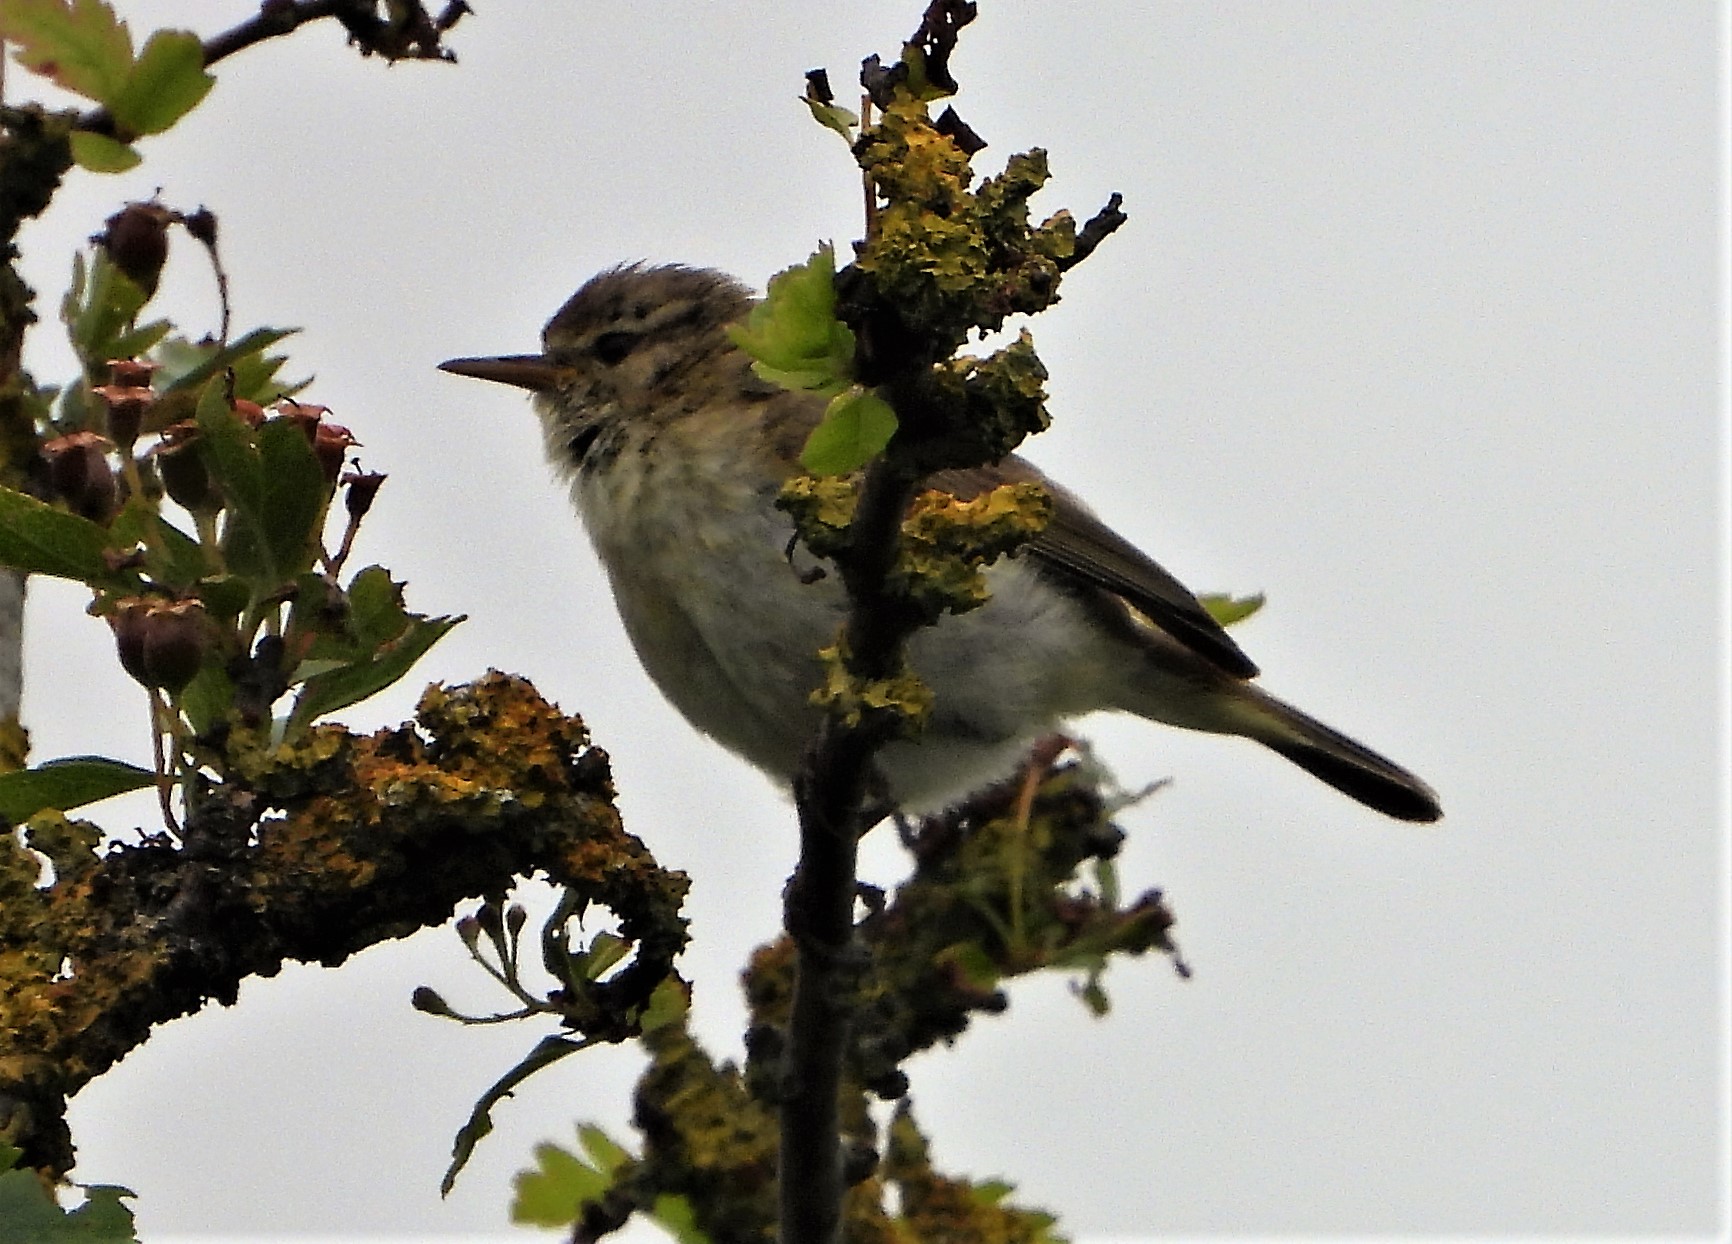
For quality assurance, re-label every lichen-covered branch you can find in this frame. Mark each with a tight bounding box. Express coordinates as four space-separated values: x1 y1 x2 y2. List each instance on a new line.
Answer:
0 672 688 1180
775 1 1125 1237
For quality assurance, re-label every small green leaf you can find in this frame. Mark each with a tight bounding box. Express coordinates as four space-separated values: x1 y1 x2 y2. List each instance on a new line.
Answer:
800 387 898 475
0 484 115 582
256 417 327 577
156 326 300 396
511 1139 610 1227
576 1124 630 1175
196 574 251 622
637 977 689 1035
346 565 410 648
0 0 135 105
0 757 154 822
649 1193 711 1244
107 498 204 588
574 932 629 982
290 613 463 730
64 249 149 371
176 660 233 737
109 28 212 135
728 245 855 393
1199 591 1265 628
803 96 858 139
68 129 142 172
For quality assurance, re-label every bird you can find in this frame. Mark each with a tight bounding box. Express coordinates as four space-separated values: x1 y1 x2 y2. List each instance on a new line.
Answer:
440 263 1441 822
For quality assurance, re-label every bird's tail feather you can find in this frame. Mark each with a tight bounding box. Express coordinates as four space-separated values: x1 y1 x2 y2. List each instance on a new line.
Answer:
1245 690 1442 823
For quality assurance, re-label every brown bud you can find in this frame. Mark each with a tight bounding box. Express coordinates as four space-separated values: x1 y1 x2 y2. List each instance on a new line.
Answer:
154 424 217 513
91 383 154 448
107 358 159 388
231 398 267 428
96 202 173 298
182 206 218 247
42 431 117 523
140 599 211 693
341 469 386 521
274 404 321 444
110 599 152 686
312 421 357 482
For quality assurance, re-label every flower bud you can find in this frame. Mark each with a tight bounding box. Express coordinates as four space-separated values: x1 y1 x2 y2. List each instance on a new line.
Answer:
110 599 152 686
90 384 153 449
182 206 218 247
342 470 386 521
41 431 117 523
154 424 217 513
95 202 173 298
312 421 357 482
140 599 211 693
110 598 211 692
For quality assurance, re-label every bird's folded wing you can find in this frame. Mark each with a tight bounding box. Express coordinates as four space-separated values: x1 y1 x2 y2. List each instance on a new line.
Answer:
930 460 1260 679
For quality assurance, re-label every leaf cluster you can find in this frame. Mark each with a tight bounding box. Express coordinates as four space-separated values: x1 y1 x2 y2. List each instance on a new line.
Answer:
0 0 213 171
0 219 459 835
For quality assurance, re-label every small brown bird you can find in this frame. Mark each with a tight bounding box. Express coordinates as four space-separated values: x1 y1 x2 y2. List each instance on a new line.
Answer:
442 264 1441 822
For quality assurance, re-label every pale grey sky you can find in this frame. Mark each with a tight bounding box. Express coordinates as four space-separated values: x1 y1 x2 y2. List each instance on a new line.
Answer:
11 3 1727 1239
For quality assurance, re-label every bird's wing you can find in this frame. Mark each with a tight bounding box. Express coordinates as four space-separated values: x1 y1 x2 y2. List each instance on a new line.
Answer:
929 459 1260 679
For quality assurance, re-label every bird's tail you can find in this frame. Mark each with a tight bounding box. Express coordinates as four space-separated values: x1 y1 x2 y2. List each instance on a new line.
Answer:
1237 686 1442 822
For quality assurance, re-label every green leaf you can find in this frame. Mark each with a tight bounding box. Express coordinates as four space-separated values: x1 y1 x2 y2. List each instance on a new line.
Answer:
109 28 212 135
800 387 898 475
803 96 858 139
727 245 855 393
0 1146 137 1241
156 326 300 397
68 130 141 173
0 757 154 822
578 1125 630 1176
0 0 134 105
255 417 327 578
194 380 268 567
511 1139 611 1227
64 249 149 374
1199 591 1265 628
176 660 233 737
0 484 115 582
637 978 690 1035
573 932 630 982
649 1193 710 1244
290 611 463 730
345 565 409 648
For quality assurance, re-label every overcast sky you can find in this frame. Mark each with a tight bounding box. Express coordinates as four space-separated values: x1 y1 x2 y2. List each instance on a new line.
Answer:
10 3 1727 1240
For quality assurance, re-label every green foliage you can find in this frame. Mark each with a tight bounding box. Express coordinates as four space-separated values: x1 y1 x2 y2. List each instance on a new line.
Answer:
0 484 115 582
0 227 458 827
288 567 463 732
0 1143 137 1242
0 756 153 821
66 130 139 172
728 245 906 474
728 244 854 392
802 386 897 475
60 250 170 389
0 0 214 170
1199 591 1266 627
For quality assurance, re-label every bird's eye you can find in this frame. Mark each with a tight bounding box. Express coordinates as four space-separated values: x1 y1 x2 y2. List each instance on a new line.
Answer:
591 330 639 366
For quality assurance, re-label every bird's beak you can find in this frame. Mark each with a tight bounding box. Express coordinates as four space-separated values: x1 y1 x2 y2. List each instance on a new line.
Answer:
438 353 564 392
